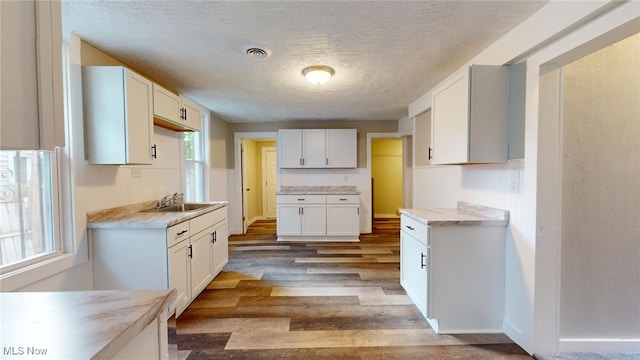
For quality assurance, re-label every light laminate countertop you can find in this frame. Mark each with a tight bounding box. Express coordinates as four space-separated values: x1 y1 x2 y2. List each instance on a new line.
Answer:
276 186 360 195
86 201 229 229
400 201 509 226
0 289 175 360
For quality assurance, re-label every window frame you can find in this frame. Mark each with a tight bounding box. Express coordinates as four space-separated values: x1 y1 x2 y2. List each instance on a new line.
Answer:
0 40 81 291
182 110 210 202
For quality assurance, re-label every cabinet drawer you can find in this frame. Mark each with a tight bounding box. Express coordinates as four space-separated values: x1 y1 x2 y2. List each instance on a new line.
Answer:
277 195 326 204
326 194 359 204
167 221 190 247
190 208 225 235
401 215 428 245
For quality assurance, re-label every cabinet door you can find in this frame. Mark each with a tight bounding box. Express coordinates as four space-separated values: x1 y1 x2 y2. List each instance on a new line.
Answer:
431 70 470 165
325 129 357 168
301 205 326 235
169 239 190 317
152 83 180 123
279 130 303 168
400 231 428 318
210 221 228 276
124 69 154 164
302 129 326 167
277 205 302 235
326 205 359 236
181 97 202 132
190 229 213 297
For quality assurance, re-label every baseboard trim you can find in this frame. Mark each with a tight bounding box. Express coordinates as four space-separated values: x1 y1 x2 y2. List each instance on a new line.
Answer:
559 338 640 352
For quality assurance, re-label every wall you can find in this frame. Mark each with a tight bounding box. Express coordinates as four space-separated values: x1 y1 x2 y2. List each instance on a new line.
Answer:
227 120 397 234
560 33 640 340
16 38 184 291
407 1 636 354
371 139 403 217
230 120 397 168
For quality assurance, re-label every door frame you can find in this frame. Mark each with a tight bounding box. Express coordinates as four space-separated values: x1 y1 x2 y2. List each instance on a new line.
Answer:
529 5 638 355
261 146 277 219
233 132 277 234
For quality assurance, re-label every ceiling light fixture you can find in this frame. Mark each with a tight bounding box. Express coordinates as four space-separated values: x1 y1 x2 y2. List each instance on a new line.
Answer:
302 65 335 85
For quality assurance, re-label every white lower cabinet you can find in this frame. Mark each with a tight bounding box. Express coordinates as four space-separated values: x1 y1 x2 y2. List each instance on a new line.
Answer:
400 213 505 334
400 227 428 317
276 195 327 238
326 195 360 236
92 206 228 318
168 239 190 315
277 194 360 241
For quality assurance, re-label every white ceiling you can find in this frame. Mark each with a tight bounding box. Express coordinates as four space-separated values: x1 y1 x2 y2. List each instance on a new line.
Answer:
61 1 547 123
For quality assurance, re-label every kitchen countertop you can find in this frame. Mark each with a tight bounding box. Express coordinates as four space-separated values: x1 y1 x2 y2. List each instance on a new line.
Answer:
87 200 229 229
0 289 175 360
400 201 509 226
276 186 360 195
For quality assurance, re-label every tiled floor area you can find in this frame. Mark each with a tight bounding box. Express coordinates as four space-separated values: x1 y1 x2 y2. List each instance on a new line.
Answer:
169 218 532 359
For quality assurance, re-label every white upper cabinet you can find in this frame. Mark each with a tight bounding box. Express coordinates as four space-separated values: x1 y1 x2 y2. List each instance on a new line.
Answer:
180 96 202 132
1 0 64 150
278 129 357 168
152 84 202 132
430 65 509 165
152 83 181 124
301 129 326 167
326 129 357 168
83 66 154 165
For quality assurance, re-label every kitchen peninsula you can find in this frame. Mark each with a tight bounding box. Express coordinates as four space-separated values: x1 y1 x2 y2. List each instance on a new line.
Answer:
276 186 361 242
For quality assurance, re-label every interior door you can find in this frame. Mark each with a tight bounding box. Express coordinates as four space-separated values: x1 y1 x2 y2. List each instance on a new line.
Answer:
262 147 277 218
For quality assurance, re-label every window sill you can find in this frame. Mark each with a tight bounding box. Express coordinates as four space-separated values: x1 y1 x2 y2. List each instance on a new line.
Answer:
0 252 86 291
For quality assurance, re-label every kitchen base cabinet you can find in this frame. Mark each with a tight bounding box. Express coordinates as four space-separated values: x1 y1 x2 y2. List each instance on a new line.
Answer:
400 211 506 334
168 238 190 315
277 194 359 242
326 195 360 239
92 206 228 318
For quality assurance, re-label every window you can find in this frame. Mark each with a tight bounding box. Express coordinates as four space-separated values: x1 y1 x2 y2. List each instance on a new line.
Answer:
184 126 206 202
0 150 59 272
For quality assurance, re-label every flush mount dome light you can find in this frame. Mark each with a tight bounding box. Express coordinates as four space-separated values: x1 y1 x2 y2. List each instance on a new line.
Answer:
302 65 335 85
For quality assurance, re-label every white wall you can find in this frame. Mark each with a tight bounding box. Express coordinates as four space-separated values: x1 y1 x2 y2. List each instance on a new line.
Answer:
13 35 184 291
408 1 638 355
560 32 640 341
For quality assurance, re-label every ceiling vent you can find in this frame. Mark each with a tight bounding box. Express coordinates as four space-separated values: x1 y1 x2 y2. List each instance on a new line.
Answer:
245 47 271 59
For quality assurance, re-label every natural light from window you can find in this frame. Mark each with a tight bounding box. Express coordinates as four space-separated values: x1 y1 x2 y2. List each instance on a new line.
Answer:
0 151 57 271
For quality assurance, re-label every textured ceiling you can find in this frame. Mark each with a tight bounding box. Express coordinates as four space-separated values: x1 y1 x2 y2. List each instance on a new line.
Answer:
62 1 547 123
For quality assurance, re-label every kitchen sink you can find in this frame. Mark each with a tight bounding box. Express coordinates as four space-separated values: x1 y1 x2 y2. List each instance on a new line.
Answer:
142 203 213 213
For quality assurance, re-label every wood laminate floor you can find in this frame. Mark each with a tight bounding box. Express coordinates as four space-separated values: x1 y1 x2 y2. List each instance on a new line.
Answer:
169 218 532 359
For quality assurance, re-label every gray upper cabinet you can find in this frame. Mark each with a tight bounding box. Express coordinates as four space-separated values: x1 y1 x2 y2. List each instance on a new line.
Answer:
430 65 509 165
83 66 154 165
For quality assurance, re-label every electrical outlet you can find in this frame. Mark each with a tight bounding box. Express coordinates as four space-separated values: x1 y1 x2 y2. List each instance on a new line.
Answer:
131 168 143 178
344 175 348 182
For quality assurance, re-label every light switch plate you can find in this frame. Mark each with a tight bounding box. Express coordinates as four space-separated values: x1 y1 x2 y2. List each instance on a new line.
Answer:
131 168 143 178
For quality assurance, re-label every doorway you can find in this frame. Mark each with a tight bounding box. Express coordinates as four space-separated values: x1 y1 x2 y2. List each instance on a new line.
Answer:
234 132 277 234
534 14 639 353
371 138 403 219
240 139 276 232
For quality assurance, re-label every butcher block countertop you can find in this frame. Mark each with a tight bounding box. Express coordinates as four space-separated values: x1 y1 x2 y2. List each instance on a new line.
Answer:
276 186 360 195
86 200 229 229
0 289 175 360
400 201 509 227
